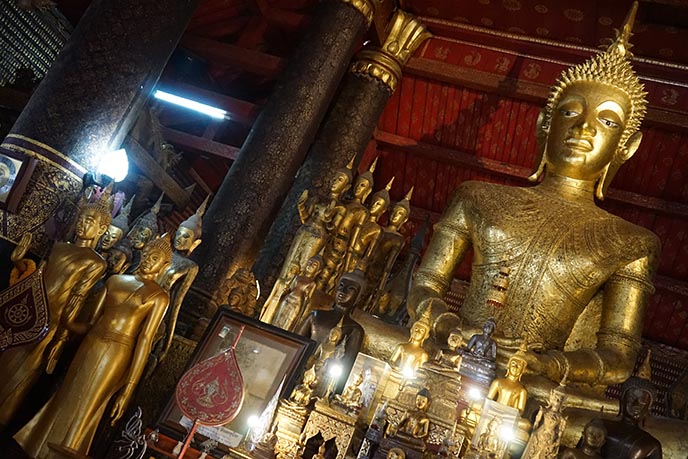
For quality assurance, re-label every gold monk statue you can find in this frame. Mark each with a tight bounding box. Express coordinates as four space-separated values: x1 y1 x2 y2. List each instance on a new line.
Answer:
156 197 207 358
408 4 658 389
319 159 377 293
100 194 133 253
0 193 110 429
15 235 172 458
347 177 394 273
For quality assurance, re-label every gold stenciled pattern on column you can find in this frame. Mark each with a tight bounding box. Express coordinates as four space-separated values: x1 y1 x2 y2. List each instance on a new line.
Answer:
340 0 375 26
351 10 431 92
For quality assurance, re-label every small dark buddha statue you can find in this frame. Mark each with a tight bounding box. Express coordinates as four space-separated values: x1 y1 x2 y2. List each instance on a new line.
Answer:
601 351 662 459
559 418 606 459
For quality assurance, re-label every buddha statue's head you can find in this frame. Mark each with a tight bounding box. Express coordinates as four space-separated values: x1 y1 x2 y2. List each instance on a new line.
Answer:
77 184 113 248
303 365 317 386
530 3 647 200
483 317 496 336
128 193 163 249
619 350 655 425
369 177 394 218
447 327 463 350
337 269 366 310
330 155 354 196
106 240 132 274
304 255 323 278
139 233 173 277
415 387 431 411
176 196 209 254
581 418 607 451
506 342 528 380
387 447 405 459
353 157 378 202
410 306 432 344
390 187 413 228
102 194 133 251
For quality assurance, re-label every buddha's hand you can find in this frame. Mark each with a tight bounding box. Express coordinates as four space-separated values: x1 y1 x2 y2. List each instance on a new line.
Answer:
522 350 562 382
110 384 135 425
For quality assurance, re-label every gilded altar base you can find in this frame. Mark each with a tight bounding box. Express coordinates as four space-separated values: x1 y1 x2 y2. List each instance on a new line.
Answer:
300 399 359 459
273 401 310 459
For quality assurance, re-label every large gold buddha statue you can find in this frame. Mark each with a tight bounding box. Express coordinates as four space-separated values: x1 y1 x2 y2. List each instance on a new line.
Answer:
0 192 110 429
15 235 172 458
408 4 658 389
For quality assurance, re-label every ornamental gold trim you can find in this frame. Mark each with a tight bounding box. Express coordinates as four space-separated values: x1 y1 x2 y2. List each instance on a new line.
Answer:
1 143 82 182
341 0 375 26
351 10 432 91
6 134 87 175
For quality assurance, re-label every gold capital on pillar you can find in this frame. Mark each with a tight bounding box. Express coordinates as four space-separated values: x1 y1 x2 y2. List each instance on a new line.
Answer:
351 10 431 91
341 0 376 26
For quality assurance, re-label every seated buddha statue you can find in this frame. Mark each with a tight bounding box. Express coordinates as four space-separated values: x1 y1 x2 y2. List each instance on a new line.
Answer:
384 388 431 450
601 352 662 459
459 318 498 387
486 345 531 433
432 326 464 371
408 5 659 391
333 370 365 411
389 306 431 374
558 418 606 459
290 365 318 407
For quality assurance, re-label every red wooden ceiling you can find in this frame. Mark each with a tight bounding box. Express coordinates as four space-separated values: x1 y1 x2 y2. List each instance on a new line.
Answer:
52 0 688 348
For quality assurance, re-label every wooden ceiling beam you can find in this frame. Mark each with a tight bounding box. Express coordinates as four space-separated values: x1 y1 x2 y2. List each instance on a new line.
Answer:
180 35 285 78
161 126 241 160
157 80 259 127
405 57 688 131
374 129 688 219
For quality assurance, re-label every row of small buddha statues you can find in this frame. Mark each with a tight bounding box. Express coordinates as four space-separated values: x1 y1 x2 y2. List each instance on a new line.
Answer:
260 155 414 333
0 183 218 458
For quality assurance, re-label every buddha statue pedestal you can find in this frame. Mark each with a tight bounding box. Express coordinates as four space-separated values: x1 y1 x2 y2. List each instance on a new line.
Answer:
273 401 310 459
301 399 359 459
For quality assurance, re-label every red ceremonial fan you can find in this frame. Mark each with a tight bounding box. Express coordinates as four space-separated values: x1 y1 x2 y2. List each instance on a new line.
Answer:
174 325 245 458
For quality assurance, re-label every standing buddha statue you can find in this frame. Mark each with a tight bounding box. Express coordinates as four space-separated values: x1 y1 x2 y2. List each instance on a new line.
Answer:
365 187 412 313
100 194 134 254
125 193 163 273
319 159 377 294
347 177 394 274
157 196 208 358
0 191 111 429
272 255 323 332
14 235 172 458
408 3 659 391
522 374 568 459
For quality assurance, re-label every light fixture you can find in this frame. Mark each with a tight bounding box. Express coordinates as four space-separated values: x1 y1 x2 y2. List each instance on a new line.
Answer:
468 387 482 401
96 148 129 183
153 89 227 119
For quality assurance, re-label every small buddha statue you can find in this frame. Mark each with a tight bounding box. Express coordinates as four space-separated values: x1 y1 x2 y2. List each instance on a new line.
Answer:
385 387 431 449
559 418 606 459
486 344 531 433
459 318 498 386
365 188 412 314
387 447 405 459
334 370 365 411
214 267 259 317
298 269 366 392
476 416 502 454
14 235 172 459
125 193 163 273
106 239 133 275
311 318 344 381
260 262 301 324
522 374 568 459
319 159 376 294
156 196 208 360
100 194 133 254
433 326 464 370
407 4 660 391
389 306 431 374
346 177 394 274
272 255 323 331
289 365 318 407
601 351 662 459
0 191 110 429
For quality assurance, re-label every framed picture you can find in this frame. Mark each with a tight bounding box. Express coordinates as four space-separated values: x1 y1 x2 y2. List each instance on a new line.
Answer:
0 148 37 213
158 308 316 452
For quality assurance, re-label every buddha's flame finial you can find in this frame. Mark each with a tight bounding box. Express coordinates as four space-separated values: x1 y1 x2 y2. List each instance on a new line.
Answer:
385 177 394 191
346 154 355 171
151 193 164 216
616 1 638 57
405 186 414 202
369 157 378 174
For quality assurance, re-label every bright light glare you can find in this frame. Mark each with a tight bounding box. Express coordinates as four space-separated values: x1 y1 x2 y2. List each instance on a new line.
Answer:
329 364 343 378
402 366 415 380
153 90 227 119
97 148 129 182
247 414 261 428
499 426 514 442
468 387 482 401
